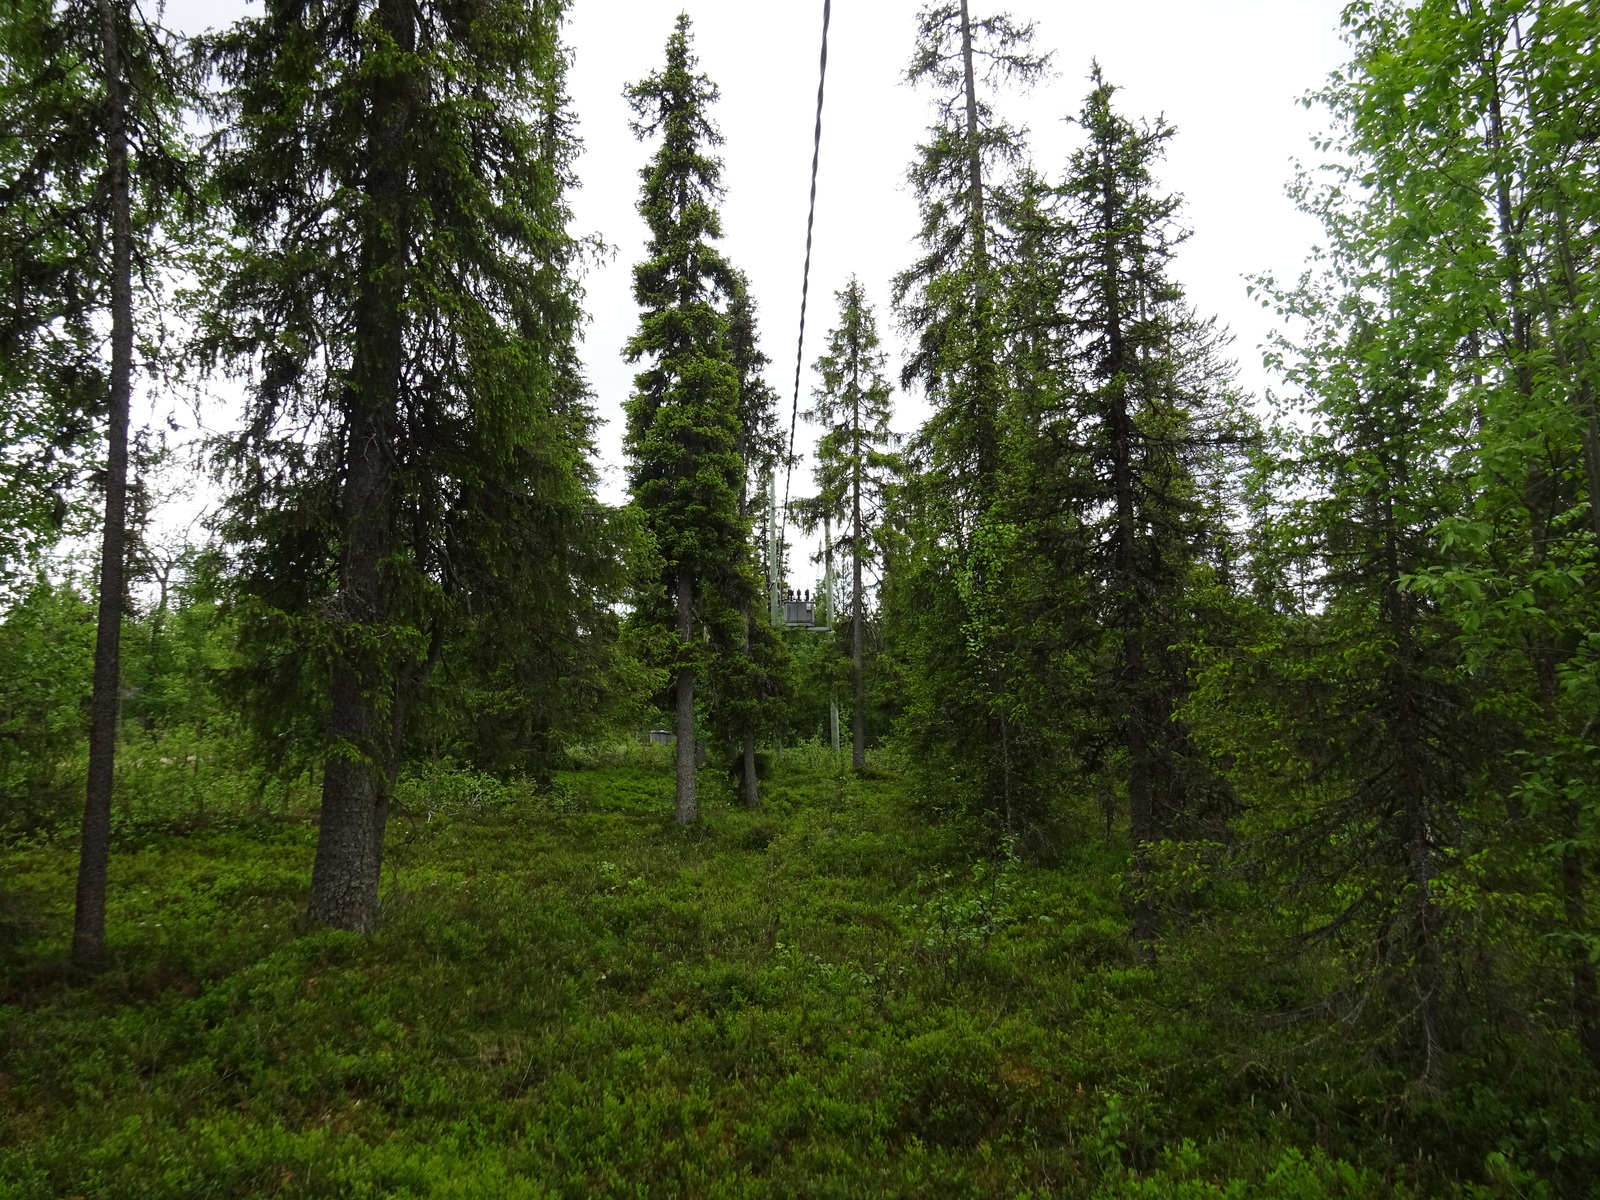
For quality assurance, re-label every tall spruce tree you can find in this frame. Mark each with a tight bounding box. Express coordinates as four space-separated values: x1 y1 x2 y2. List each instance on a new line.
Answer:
1046 69 1247 953
805 278 898 771
623 13 748 824
886 2 1047 834
0 0 192 970
718 271 787 806
205 0 606 932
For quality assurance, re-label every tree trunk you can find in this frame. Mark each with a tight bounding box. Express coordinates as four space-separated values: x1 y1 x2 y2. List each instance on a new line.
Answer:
851 501 866 771
999 701 1015 835
850 313 868 772
1560 798 1600 1069
1096 125 1155 961
72 0 133 973
957 0 987 273
957 0 999 487
676 561 697 824
307 0 412 932
1401 759 1445 1089
1126 642 1157 963
742 731 758 808
741 605 758 809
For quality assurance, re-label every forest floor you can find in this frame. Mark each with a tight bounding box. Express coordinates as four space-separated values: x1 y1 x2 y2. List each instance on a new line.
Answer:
0 746 1534 1198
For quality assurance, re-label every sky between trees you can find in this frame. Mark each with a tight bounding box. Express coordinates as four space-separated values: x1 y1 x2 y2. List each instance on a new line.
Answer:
158 0 1347 532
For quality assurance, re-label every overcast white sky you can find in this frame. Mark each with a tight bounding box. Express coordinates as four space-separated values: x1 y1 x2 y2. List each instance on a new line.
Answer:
159 0 1350 579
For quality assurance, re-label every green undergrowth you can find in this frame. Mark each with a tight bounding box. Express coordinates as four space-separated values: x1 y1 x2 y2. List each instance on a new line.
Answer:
0 747 1579 1197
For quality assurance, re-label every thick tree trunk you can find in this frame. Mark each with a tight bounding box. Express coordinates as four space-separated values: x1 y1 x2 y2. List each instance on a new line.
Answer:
307 0 412 932
72 0 133 973
675 561 697 824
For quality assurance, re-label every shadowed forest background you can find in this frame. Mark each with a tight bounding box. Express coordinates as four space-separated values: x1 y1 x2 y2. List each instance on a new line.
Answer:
4 0 1600 1196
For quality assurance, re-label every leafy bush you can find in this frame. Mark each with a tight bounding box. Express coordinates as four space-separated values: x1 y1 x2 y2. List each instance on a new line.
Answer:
0 579 93 833
2 755 1594 1197
1096 1142 1383 1199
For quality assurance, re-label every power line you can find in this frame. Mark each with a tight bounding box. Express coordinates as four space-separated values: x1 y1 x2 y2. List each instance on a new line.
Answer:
782 0 831 524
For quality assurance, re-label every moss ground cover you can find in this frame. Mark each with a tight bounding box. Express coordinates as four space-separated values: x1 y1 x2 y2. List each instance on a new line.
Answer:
0 748 1567 1197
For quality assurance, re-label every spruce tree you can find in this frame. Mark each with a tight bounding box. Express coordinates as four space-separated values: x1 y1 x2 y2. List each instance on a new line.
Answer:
805 278 898 771
719 271 787 806
1047 69 1247 952
0 0 192 970
886 2 1047 833
205 0 605 931
623 13 747 824
0 1 102 584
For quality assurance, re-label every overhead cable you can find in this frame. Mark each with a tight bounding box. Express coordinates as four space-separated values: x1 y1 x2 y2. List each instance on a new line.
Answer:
782 0 832 523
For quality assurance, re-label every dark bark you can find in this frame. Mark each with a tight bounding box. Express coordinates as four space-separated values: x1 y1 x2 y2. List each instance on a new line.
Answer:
72 0 133 973
307 0 413 932
675 560 697 824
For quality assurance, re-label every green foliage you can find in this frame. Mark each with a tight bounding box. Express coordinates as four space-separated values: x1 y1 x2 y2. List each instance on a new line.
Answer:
4 755 1593 1197
0 0 195 588
802 277 900 545
1094 1143 1380 1200
1196 0 1600 1087
885 3 1049 837
203 0 625 781
795 279 899 762
886 60 1247 866
7 3 1600 1195
623 13 753 686
705 272 792 760
0 574 316 844
0 579 93 832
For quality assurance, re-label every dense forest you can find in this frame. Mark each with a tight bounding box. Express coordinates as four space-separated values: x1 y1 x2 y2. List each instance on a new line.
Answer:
3 0 1600 1195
